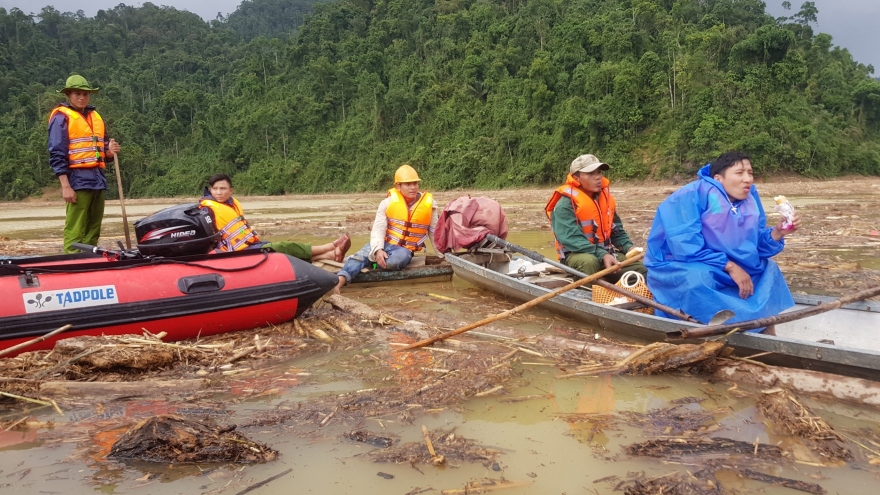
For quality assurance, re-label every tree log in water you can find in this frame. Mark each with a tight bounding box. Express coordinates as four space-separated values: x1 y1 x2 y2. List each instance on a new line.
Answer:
109 415 276 464
40 379 209 398
625 437 782 459
559 341 725 377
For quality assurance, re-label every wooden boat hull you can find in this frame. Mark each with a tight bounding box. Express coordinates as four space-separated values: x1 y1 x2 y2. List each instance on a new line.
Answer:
1 249 339 355
314 255 452 285
447 252 880 381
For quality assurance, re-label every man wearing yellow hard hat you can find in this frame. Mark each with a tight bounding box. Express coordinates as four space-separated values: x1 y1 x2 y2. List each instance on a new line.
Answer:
335 164 439 292
48 74 122 253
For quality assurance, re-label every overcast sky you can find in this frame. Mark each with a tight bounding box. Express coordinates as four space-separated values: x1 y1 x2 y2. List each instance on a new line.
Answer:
1 0 877 71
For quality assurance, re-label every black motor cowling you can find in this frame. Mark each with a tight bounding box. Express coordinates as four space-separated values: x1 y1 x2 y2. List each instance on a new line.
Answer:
134 204 220 257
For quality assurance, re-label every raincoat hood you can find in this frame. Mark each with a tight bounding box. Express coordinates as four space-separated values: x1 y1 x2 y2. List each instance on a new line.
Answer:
696 163 757 204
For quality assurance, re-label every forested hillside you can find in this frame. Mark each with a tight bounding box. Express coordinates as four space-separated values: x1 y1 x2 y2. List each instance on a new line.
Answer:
1 0 879 201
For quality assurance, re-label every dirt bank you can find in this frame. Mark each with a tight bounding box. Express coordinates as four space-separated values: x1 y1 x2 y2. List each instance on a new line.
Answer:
3 176 880 293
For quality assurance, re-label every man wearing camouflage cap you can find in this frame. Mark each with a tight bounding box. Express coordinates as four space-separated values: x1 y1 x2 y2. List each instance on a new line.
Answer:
48 75 122 253
545 154 646 281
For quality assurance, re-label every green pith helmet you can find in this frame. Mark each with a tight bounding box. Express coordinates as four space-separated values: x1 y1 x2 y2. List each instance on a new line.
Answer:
57 75 100 94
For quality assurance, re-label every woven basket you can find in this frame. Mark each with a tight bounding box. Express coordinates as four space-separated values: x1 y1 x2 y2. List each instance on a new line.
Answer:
592 271 654 315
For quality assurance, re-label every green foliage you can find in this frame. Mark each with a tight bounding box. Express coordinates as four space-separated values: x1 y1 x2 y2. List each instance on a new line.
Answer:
1 0 879 201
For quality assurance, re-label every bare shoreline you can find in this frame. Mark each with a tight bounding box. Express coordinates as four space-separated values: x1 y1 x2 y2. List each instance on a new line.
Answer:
3 176 880 296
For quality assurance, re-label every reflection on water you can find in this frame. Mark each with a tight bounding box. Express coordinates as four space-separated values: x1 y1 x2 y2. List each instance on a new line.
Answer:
6 351 878 494
4 313 880 495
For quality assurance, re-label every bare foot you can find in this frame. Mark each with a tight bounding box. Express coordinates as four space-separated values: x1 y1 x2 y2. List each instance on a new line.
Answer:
333 275 346 294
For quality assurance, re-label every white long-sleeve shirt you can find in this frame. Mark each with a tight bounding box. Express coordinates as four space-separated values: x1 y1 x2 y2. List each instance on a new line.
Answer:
368 193 440 261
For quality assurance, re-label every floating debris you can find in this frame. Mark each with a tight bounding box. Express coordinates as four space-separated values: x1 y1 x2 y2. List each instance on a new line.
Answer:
109 415 276 464
440 478 531 494
0 308 370 395
244 349 514 430
757 388 852 462
735 467 826 494
625 437 782 459
620 406 720 436
343 429 394 448
559 341 725 377
615 470 722 495
370 427 500 465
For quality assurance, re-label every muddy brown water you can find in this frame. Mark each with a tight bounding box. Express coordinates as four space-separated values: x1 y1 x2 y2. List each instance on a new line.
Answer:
2 279 880 494
2 190 880 493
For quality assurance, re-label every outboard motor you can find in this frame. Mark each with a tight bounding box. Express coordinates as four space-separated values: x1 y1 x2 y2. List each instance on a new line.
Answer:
134 204 220 257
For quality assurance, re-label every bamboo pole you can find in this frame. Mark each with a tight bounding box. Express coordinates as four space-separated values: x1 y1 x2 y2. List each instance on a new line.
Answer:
0 324 72 358
421 425 437 457
112 154 132 249
421 424 446 465
593 278 697 322
398 253 645 351
484 234 696 322
441 479 532 494
673 284 880 339
0 392 63 415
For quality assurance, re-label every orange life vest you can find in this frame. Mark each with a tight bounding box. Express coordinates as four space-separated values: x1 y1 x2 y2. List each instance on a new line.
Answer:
545 174 616 260
199 198 260 252
48 106 106 169
384 188 433 252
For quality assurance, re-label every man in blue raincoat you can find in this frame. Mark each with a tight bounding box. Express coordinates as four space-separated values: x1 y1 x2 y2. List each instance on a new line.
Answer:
645 151 801 334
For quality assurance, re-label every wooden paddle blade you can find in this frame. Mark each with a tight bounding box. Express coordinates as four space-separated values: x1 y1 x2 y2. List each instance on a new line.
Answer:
708 310 735 325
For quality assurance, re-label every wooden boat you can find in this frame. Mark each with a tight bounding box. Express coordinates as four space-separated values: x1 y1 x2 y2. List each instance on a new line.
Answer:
313 255 452 285
446 251 880 381
0 249 339 356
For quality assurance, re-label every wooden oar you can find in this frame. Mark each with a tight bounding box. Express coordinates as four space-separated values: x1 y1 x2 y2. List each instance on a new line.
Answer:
397 253 645 351
670 284 880 339
112 154 133 249
484 235 697 322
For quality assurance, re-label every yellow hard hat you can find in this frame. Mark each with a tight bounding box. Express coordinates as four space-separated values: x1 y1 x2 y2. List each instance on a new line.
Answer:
394 164 421 183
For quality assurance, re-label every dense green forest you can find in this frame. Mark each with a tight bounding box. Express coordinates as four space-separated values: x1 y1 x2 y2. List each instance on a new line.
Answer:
1 0 879 201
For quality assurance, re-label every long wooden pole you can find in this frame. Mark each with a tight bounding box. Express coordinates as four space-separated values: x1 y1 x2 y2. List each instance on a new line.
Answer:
485 235 697 322
0 324 72 358
397 253 645 351
672 284 880 339
113 155 132 249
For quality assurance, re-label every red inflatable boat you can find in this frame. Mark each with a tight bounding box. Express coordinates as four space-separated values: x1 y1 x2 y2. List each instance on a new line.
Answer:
0 248 339 356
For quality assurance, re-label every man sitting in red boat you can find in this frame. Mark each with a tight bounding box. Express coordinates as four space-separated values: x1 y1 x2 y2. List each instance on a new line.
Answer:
199 173 350 261
334 164 440 293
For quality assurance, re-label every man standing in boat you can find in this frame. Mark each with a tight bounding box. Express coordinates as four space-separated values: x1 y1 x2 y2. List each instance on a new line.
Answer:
546 154 646 281
199 173 350 261
644 151 801 333
48 75 122 253
334 164 440 292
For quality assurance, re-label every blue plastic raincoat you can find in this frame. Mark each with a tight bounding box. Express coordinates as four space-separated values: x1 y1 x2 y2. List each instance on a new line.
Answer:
645 164 794 327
